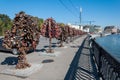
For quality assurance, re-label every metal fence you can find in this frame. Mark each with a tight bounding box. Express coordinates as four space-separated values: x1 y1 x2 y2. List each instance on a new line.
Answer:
91 39 120 80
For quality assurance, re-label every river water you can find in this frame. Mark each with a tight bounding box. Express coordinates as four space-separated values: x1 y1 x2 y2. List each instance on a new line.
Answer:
95 34 120 62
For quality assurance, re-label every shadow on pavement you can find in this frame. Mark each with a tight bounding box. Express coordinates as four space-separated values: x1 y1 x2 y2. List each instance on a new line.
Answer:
1 56 18 65
44 45 57 48
64 38 86 80
42 59 54 63
75 67 94 80
70 46 80 48
64 37 99 80
52 43 57 45
35 48 46 52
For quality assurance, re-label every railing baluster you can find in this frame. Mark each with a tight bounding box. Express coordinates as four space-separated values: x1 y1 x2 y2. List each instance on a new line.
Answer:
91 39 120 80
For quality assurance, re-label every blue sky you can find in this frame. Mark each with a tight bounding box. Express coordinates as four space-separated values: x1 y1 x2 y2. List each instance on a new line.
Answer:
0 0 120 27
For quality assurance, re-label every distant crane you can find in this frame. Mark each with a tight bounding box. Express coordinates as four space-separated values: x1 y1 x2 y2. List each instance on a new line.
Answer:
85 21 95 25
74 21 95 25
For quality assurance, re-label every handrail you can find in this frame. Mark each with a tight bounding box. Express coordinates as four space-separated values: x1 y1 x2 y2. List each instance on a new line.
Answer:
91 39 120 80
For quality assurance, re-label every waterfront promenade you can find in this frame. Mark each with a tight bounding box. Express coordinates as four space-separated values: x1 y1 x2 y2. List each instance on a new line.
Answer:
65 36 99 80
0 35 99 80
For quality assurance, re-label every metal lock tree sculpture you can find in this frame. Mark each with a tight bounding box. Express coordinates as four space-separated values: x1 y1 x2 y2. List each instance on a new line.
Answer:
41 18 61 53
68 27 74 42
64 25 72 43
58 25 68 47
3 11 40 69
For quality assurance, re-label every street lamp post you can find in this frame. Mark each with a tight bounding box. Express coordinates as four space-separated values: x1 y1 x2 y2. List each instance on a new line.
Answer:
79 7 82 29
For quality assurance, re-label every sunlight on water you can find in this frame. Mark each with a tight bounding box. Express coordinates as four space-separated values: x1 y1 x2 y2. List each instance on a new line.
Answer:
95 34 120 62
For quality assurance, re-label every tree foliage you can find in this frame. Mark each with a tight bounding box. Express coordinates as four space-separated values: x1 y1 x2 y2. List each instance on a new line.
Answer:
41 18 61 38
58 23 65 27
57 25 68 47
0 14 12 35
41 18 61 53
3 11 40 69
33 17 44 31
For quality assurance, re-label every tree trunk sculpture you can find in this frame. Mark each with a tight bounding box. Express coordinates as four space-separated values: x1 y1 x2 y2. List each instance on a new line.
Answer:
41 18 61 53
58 26 67 47
3 11 40 69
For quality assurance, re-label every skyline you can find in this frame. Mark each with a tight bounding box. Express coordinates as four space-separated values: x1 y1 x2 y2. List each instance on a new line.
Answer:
0 0 120 28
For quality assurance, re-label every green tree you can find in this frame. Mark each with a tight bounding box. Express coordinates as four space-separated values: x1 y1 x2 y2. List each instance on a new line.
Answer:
58 23 65 27
33 17 44 31
38 18 44 30
0 14 12 35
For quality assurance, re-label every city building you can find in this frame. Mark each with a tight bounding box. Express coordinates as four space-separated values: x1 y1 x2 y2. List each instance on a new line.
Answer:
67 23 80 29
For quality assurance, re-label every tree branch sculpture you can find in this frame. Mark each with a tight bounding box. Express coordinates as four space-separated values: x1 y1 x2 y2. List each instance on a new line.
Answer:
3 11 40 69
41 18 61 53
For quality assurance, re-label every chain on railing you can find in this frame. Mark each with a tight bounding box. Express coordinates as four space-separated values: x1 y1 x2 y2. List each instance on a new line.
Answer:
91 39 120 80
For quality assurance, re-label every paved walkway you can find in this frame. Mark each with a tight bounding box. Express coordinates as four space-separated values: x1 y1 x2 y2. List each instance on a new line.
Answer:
64 37 99 80
0 35 100 80
0 35 87 80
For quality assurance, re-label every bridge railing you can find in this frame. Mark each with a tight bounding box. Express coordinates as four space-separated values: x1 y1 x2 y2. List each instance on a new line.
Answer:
91 39 120 80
